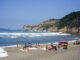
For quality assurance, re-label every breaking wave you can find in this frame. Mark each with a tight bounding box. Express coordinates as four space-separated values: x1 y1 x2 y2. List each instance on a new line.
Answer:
0 32 71 38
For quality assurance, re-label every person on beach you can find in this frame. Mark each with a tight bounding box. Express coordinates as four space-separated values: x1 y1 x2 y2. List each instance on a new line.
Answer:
17 41 19 47
51 43 57 51
74 39 80 45
54 45 57 51
23 43 29 50
63 44 68 49
35 42 40 48
46 45 49 50
58 43 61 48
45 43 57 51
28 42 32 47
38 41 40 46
50 43 54 51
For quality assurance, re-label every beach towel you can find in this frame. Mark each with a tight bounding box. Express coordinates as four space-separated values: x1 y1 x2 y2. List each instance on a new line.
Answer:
0 48 8 58
20 49 28 52
41 48 46 50
20 48 38 52
29 48 38 50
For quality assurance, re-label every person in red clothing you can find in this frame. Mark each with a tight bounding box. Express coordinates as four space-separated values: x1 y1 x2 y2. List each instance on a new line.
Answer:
17 41 19 47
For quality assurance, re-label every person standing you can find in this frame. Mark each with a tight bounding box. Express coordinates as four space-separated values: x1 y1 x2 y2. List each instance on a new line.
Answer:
17 41 19 47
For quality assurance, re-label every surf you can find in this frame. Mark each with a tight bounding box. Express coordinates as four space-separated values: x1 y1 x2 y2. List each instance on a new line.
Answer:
0 32 71 38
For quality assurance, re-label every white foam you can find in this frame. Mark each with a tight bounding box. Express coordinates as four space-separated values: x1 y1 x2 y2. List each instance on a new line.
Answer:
0 32 71 38
0 45 21 48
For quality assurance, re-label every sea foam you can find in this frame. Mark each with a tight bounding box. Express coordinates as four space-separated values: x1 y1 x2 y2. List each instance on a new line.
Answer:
0 32 71 38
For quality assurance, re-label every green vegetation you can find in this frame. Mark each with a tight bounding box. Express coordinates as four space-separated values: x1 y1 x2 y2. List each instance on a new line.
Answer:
58 11 80 29
41 24 53 29
38 19 58 30
24 11 80 34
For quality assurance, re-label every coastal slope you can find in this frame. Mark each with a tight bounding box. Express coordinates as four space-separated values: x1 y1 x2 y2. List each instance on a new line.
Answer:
23 11 80 34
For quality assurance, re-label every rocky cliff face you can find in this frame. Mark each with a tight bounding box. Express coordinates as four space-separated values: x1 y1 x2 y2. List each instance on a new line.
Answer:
23 11 80 34
23 19 59 32
23 20 80 34
23 25 33 30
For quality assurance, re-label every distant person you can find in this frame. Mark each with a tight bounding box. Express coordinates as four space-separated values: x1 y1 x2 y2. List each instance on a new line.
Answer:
17 41 19 47
54 45 57 51
49 43 57 51
63 44 68 49
38 41 40 46
28 42 32 47
58 43 61 48
49 43 54 51
23 43 29 50
35 42 40 48
46 45 49 50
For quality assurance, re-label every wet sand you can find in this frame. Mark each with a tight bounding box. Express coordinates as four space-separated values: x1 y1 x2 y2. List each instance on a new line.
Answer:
0 44 80 60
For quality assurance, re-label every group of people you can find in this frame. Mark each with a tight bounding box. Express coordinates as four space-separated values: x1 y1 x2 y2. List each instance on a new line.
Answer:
73 40 80 45
46 42 68 51
23 42 32 50
46 43 57 51
17 41 68 51
58 43 68 49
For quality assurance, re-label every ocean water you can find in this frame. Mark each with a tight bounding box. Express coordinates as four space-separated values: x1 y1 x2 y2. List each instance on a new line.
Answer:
0 29 79 48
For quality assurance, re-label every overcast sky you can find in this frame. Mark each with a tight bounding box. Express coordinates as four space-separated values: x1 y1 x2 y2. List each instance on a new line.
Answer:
0 0 80 29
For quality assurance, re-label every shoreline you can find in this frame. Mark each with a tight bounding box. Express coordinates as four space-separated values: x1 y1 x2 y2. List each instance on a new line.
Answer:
0 42 80 60
0 40 76 48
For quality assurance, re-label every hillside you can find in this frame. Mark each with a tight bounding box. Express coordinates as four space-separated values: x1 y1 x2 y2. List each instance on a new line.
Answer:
58 11 80 34
23 19 59 32
23 11 80 34
58 11 80 28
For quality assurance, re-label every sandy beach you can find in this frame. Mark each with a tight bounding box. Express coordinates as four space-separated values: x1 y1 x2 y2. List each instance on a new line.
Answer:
0 44 80 60
0 0 80 60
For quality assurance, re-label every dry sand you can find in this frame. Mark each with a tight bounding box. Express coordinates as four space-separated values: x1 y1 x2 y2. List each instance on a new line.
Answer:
0 45 80 60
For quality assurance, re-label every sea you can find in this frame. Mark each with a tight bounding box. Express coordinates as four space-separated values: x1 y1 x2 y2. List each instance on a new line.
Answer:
0 29 80 48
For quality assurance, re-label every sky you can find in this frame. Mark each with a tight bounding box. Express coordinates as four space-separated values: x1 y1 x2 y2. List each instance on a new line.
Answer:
0 0 80 29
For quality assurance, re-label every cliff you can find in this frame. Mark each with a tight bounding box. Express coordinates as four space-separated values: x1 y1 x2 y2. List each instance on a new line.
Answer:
23 11 80 34
58 11 80 34
23 19 59 32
